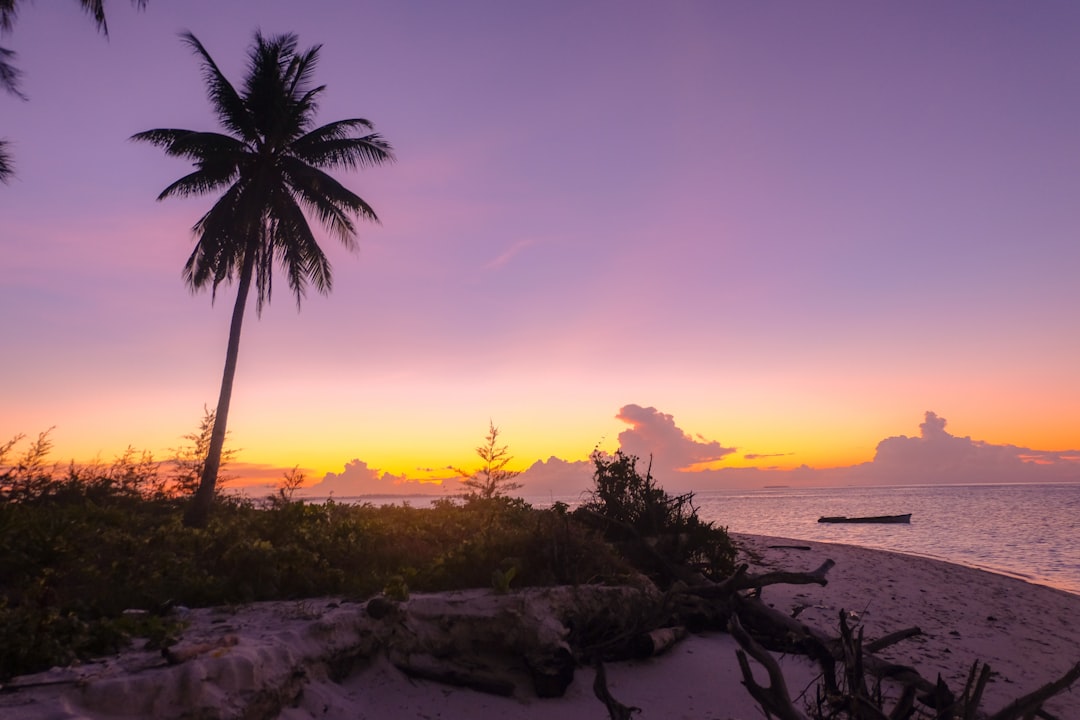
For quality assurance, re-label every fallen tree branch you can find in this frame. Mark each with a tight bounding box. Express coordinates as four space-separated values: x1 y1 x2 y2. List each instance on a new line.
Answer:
960 661 992 720
681 559 834 600
630 625 687 658
729 614 808 720
987 661 1080 720
393 654 516 697
864 626 923 654
592 659 640 720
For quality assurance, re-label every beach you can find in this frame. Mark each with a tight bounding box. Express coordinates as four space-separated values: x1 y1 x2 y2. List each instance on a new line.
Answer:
3 534 1079 719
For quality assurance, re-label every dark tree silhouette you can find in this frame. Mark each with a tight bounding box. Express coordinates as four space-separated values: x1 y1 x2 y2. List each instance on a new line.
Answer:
452 422 523 499
133 31 393 527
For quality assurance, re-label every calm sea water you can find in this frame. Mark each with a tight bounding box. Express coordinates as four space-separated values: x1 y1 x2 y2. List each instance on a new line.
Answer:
688 483 1080 596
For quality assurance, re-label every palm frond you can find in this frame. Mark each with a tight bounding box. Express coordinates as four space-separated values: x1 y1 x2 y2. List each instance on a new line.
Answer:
242 33 326 150
180 31 257 143
77 0 108 34
156 168 236 200
0 45 26 99
131 129 247 161
281 157 380 241
0 1 16 33
185 183 249 292
271 192 332 304
0 138 14 183
291 131 394 170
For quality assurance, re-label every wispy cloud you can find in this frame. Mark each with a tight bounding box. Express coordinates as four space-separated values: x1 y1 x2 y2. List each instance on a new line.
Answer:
482 238 537 271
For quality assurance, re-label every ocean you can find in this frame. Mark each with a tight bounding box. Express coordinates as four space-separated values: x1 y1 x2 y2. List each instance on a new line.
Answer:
688 483 1080 596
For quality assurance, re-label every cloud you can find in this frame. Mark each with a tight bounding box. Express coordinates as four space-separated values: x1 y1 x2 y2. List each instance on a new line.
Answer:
483 238 536 271
694 411 1080 488
517 456 593 498
859 411 1080 485
298 459 452 498
615 404 736 473
743 452 792 460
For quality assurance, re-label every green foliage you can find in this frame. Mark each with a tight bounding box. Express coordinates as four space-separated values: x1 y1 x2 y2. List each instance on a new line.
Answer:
0 434 632 680
577 449 736 583
451 422 523 499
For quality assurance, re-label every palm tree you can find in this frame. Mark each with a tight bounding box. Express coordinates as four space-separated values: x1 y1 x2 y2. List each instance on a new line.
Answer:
133 31 393 527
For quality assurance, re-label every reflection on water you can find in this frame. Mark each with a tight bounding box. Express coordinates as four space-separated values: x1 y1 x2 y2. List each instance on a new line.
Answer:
689 484 1080 595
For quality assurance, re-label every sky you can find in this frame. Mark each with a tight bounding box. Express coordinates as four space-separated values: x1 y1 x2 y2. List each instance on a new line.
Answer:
2 1 1079 495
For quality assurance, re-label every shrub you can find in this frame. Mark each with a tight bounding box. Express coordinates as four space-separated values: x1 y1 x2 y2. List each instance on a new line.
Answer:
576 449 736 583
0 458 631 679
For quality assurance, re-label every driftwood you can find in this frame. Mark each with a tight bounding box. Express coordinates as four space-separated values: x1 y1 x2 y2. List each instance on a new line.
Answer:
732 600 1080 720
393 655 516 697
960 661 993 720
986 661 1080 720
729 614 807 720
682 559 835 600
630 625 687 658
864 626 923 654
592 659 640 720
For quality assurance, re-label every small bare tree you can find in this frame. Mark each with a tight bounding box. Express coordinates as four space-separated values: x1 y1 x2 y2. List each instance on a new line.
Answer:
170 407 234 498
452 421 523 499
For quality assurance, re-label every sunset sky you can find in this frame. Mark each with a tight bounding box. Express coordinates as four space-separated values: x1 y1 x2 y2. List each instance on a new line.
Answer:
3 1 1079 493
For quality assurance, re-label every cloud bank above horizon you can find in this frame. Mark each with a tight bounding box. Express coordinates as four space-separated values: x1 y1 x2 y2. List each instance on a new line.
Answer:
293 407 1080 498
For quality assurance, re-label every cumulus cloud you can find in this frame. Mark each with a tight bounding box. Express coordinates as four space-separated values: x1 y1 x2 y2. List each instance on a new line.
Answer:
859 411 1080 485
298 459 451 498
516 456 593 498
615 404 736 474
641 409 1080 489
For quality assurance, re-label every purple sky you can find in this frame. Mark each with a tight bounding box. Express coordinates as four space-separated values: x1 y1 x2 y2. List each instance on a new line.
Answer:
2 1 1079 492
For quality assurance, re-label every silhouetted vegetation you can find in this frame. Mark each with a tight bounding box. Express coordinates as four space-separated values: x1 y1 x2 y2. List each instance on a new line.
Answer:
451 421 523 499
0 431 635 680
576 449 736 585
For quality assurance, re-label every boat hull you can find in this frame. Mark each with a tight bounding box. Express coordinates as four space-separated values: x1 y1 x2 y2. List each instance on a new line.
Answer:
817 513 912 524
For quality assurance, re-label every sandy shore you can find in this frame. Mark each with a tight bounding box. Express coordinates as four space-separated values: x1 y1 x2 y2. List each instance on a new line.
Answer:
3 534 1079 719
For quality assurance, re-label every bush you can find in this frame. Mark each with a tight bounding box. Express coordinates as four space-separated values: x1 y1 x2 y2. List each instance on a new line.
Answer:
576 450 736 583
0 444 632 679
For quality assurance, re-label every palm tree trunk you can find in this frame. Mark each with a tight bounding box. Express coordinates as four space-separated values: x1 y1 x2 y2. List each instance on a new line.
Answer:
183 250 255 528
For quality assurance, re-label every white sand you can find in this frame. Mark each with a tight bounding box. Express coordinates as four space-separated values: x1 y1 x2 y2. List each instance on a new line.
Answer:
3 534 1078 719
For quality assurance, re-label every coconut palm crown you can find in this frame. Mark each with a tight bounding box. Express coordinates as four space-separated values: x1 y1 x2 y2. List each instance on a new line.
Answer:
133 31 393 526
